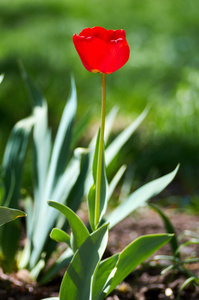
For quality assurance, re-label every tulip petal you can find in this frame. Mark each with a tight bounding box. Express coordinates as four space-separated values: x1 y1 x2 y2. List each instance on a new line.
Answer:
107 29 126 41
100 39 130 74
73 35 109 73
79 27 108 42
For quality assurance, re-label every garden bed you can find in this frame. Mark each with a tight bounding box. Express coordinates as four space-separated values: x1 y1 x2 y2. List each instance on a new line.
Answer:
1 208 199 300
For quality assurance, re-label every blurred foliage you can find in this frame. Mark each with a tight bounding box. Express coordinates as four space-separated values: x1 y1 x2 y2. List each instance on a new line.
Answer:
1 0 199 195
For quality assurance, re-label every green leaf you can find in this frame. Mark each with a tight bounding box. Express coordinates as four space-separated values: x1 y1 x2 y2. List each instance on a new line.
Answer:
55 147 90 230
30 257 45 280
176 277 198 300
46 76 77 192
88 107 118 151
149 204 179 257
23 196 34 240
30 77 78 269
1 219 21 272
89 129 108 230
176 239 199 255
0 207 26 226
59 224 109 300
21 67 51 242
65 148 89 214
39 248 73 284
2 116 35 208
18 196 33 269
41 298 59 300
0 74 4 84
88 184 96 231
0 115 34 272
71 111 91 148
106 165 126 203
104 107 119 144
48 201 89 252
105 165 179 228
105 106 149 166
107 233 173 296
92 254 119 300
30 152 81 269
21 69 52 270
50 228 71 247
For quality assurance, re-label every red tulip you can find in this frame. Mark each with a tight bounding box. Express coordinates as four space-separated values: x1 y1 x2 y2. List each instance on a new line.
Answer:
73 26 130 74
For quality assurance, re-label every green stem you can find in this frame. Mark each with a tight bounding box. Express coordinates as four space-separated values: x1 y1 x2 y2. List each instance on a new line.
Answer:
95 73 106 229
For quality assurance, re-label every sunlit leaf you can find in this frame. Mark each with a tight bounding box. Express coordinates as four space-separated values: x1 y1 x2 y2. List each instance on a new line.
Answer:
0 74 4 84
107 234 173 296
28 76 79 270
105 106 149 166
105 165 179 228
59 224 109 300
88 129 108 230
39 248 73 284
48 201 89 252
92 254 119 300
50 228 71 247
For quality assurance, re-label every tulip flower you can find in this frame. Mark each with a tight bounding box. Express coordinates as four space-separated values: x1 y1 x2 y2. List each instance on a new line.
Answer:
73 26 130 74
73 27 130 228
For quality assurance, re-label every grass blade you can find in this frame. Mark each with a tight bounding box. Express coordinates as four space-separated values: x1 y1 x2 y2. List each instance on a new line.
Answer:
149 204 179 256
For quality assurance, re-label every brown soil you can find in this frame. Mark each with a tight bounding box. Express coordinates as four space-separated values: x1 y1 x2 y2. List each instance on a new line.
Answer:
1 208 199 300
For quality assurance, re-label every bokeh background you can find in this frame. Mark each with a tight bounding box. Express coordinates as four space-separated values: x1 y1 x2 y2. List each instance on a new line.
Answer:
1 0 199 206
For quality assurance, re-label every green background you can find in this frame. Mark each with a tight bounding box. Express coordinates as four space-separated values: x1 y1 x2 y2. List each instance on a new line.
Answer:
1 0 199 201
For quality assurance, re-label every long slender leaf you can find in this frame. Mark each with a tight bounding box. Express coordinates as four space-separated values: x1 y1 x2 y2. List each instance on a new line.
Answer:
92 254 119 300
65 148 89 215
105 165 179 228
88 130 108 230
88 184 96 231
89 107 118 151
2 116 35 207
59 224 109 300
46 77 77 192
105 106 149 166
0 116 34 272
21 68 51 239
30 77 78 269
176 277 197 300
176 239 199 255
39 248 73 284
30 153 81 269
18 196 34 269
106 165 126 203
149 204 179 257
71 111 91 148
106 233 173 296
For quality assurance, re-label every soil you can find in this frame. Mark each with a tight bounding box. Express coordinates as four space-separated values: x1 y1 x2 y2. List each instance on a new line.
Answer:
1 207 199 300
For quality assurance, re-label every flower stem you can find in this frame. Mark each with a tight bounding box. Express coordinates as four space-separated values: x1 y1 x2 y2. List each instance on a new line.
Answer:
95 73 106 229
